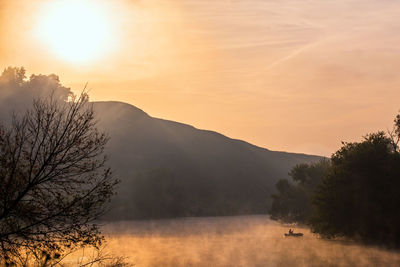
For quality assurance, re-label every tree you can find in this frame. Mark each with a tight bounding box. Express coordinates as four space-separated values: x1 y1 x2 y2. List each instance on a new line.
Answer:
0 67 71 124
388 112 400 152
311 131 400 246
269 159 330 223
0 92 118 265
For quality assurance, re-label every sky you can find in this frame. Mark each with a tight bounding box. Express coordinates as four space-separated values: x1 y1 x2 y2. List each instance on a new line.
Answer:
1 0 400 156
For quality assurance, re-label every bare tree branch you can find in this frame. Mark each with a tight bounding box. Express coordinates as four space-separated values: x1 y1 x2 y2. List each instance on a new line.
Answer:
0 92 118 265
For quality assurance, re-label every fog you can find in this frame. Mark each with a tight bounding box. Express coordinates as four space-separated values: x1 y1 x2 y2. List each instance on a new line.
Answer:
91 216 400 266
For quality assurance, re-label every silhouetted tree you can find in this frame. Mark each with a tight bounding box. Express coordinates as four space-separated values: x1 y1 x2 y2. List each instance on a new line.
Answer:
388 113 400 152
311 131 400 246
0 67 71 123
269 159 330 223
0 92 118 265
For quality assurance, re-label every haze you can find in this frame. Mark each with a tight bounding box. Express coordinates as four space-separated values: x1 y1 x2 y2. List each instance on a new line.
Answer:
1 0 400 156
64 216 400 266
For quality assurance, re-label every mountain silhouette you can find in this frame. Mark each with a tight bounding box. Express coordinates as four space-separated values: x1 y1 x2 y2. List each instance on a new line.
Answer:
93 101 321 219
0 69 321 219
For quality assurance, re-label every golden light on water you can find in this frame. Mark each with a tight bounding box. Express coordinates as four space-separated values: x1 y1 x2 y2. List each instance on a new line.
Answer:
35 0 115 64
64 216 400 266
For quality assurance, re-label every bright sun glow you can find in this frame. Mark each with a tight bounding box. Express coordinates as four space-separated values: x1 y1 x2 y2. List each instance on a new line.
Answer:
36 0 114 63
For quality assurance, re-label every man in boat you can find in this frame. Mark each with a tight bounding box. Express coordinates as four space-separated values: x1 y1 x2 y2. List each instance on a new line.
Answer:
288 229 293 235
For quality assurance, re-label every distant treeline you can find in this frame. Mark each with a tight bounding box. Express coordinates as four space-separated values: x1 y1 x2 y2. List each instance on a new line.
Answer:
109 168 270 219
270 112 400 247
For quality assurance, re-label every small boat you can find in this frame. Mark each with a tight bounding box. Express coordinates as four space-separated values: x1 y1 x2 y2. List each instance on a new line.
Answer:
284 232 303 237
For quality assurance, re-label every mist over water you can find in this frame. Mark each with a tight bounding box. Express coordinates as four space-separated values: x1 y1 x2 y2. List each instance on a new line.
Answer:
100 216 400 266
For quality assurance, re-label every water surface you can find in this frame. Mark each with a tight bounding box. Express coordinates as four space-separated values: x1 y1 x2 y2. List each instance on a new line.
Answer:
101 215 400 266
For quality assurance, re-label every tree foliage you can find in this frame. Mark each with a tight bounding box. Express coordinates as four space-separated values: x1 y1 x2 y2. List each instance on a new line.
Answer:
0 67 71 123
269 159 330 223
0 92 118 265
271 112 400 247
310 131 400 246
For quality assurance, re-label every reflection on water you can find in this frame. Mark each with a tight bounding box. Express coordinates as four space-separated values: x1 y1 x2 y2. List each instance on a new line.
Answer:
101 215 400 266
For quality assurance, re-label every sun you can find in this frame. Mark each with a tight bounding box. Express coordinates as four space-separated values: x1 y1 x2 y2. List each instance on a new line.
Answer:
36 0 114 63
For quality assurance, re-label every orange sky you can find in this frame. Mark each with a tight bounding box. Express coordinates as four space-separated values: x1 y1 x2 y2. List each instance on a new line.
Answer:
1 0 400 156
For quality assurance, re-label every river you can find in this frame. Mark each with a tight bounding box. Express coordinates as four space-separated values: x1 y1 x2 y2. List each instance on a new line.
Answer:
96 215 400 266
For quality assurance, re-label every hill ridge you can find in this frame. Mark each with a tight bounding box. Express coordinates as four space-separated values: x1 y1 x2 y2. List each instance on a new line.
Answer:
91 100 321 220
